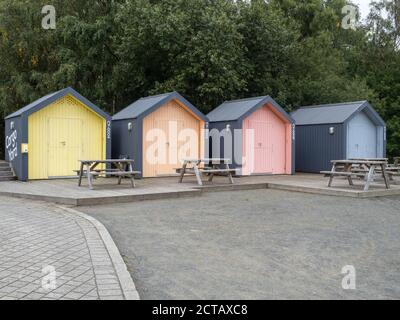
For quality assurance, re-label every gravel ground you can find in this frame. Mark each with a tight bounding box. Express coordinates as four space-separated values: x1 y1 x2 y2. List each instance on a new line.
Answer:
81 189 400 300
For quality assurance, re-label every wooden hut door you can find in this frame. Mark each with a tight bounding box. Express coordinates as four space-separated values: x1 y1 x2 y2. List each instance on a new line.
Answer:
252 121 273 173
47 118 83 178
243 104 288 175
155 119 185 176
143 100 202 177
347 112 377 159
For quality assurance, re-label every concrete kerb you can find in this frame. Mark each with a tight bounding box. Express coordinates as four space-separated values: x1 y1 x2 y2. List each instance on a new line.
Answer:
76 189 202 206
2 179 400 207
58 206 140 300
0 191 79 205
266 182 400 198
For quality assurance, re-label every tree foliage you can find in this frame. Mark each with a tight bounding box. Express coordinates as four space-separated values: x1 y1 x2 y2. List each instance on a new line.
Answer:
0 0 399 157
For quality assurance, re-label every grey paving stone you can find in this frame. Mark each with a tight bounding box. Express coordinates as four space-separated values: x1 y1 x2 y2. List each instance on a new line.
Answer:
0 196 126 300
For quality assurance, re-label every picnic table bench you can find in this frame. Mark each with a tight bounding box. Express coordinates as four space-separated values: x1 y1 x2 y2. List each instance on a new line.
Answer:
352 166 400 181
77 160 141 190
178 158 236 186
321 159 390 191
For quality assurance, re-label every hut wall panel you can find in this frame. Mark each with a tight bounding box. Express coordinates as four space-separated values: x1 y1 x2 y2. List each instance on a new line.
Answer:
4 117 23 179
112 119 135 160
296 124 345 173
208 121 241 169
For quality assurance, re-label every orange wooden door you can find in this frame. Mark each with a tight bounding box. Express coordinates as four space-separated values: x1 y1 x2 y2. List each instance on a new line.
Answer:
142 100 204 177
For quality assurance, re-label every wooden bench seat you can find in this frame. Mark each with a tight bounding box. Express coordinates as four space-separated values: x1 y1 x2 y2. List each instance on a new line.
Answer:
90 171 140 176
175 167 205 173
320 171 354 176
199 169 237 173
74 169 104 174
351 168 369 173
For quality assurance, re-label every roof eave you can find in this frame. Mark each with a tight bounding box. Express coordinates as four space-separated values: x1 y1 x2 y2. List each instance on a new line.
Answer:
238 96 294 124
5 87 110 120
344 101 386 126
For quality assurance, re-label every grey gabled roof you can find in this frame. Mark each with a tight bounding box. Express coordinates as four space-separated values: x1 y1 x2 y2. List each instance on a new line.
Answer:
291 101 385 126
5 87 110 120
113 91 208 122
207 96 294 123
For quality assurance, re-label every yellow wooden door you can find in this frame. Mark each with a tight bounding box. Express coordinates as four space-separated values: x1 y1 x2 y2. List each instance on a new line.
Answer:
28 94 106 180
48 118 83 177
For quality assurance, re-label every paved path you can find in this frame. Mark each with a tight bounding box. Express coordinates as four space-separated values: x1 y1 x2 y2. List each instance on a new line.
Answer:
0 196 138 300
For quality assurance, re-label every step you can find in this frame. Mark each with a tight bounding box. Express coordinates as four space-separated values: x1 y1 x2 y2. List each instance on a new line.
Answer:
0 172 14 178
0 162 10 167
0 166 11 171
0 176 16 182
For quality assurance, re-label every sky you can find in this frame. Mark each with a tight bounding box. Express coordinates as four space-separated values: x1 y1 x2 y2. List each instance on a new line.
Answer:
353 0 373 20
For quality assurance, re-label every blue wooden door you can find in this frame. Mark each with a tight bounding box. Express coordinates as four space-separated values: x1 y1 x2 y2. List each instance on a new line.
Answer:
347 112 377 159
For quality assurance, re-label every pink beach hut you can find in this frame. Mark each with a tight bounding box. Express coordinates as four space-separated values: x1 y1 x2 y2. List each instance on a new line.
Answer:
207 96 295 176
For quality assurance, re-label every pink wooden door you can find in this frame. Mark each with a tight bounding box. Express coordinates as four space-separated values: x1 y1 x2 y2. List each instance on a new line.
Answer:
243 104 287 175
251 120 273 173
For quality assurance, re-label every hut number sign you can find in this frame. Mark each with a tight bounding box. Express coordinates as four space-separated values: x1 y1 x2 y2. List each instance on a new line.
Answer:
107 121 111 139
6 128 18 162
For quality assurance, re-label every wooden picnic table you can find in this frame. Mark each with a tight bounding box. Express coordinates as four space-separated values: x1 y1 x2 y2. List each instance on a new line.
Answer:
178 158 236 186
321 159 390 191
349 158 389 161
77 159 141 190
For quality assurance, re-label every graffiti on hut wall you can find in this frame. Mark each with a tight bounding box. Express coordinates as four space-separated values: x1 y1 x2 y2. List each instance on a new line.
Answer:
6 122 18 162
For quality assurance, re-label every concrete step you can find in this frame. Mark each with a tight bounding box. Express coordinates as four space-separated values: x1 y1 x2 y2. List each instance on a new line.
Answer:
0 172 14 178
0 161 16 181
0 176 16 182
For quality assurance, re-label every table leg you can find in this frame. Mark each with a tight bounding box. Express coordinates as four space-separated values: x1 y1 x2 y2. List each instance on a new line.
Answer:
87 164 94 190
226 163 234 184
129 162 136 188
207 164 215 182
78 162 84 187
328 164 336 187
116 163 123 185
364 165 376 191
179 162 188 183
193 163 203 186
345 164 354 186
381 164 390 189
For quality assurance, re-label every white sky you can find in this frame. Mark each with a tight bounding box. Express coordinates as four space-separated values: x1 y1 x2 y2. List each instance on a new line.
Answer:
353 0 373 19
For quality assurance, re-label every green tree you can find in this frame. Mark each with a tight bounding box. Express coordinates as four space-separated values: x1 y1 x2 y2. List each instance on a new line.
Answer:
115 0 250 113
349 0 400 157
0 0 399 159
